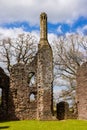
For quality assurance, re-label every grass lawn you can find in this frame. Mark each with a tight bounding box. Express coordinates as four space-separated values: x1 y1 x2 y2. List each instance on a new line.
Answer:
0 120 87 130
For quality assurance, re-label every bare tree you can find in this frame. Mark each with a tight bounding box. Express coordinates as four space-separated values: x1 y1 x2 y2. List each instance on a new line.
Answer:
0 38 12 72
53 34 85 79
52 34 87 107
0 33 38 73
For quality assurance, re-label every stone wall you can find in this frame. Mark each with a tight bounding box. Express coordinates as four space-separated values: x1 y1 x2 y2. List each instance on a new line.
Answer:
36 13 53 120
37 44 53 120
76 62 87 120
0 68 9 121
8 12 53 120
8 60 37 120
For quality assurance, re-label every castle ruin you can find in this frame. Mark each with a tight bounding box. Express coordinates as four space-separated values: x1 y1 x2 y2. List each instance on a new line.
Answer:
2 12 53 120
0 12 87 121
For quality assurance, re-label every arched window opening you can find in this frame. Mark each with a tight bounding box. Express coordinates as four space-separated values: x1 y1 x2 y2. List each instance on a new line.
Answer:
41 16 43 20
30 93 36 102
44 16 46 19
0 88 2 105
28 72 36 87
56 101 69 120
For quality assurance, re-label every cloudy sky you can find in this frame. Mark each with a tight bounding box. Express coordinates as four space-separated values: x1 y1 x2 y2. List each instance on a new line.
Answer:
0 0 87 40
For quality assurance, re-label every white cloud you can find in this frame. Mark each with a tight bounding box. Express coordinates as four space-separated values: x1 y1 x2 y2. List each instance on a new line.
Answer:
83 25 87 30
31 30 40 42
0 27 26 39
48 33 57 43
57 25 63 34
76 25 87 35
0 27 57 44
0 27 39 40
0 0 87 25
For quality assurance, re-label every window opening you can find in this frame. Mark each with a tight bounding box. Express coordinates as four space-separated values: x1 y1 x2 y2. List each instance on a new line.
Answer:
30 93 35 102
28 72 36 87
0 88 2 105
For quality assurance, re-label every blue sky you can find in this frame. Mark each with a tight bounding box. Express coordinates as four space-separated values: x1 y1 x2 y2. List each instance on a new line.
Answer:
0 0 87 40
1 16 87 35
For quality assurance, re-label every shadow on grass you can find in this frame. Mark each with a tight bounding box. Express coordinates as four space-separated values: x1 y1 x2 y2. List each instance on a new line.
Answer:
0 126 9 129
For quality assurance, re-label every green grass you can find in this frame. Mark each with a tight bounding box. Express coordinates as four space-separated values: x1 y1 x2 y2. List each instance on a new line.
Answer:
0 120 87 130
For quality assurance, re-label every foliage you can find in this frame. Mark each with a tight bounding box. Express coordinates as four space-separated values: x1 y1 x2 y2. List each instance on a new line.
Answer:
0 120 87 130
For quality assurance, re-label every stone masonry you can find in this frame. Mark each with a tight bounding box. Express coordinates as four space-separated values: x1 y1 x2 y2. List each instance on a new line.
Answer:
37 13 53 120
76 62 87 120
7 12 53 120
0 68 9 121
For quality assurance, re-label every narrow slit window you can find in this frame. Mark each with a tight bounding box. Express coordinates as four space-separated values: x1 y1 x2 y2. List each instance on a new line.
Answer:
0 88 2 105
28 72 36 87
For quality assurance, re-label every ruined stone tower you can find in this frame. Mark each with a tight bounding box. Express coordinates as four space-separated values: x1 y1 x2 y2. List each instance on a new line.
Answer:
77 62 87 120
37 13 53 120
7 12 53 120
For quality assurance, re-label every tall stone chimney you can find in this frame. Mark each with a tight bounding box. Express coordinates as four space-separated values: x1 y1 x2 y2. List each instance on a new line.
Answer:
39 12 49 49
37 12 53 120
40 12 47 41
